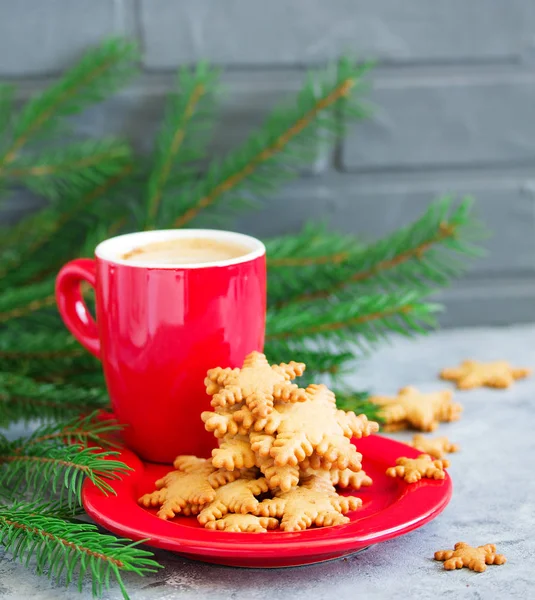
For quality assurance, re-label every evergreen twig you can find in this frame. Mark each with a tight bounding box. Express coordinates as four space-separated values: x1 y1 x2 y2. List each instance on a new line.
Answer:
0 165 133 284
145 62 220 228
0 502 160 599
0 372 108 425
169 58 370 228
266 289 440 348
273 197 484 306
16 411 122 450
0 38 138 170
0 279 56 323
0 442 130 506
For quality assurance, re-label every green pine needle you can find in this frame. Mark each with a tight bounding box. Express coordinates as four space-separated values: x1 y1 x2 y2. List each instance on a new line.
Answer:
0 38 139 170
0 442 130 506
0 278 56 323
20 411 123 450
0 372 108 426
266 289 441 349
0 84 15 141
0 166 132 285
145 62 220 228
4 139 133 200
269 196 485 306
0 502 160 599
168 58 370 228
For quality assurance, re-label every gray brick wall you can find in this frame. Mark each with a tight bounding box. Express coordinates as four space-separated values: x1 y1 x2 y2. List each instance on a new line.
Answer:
1 0 534 326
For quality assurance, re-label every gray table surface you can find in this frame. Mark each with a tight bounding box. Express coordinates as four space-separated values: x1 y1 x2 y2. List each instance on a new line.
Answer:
1 324 534 599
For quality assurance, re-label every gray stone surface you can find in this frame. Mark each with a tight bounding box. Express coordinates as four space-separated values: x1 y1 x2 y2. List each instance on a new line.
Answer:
342 67 535 170
139 0 535 68
0 0 127 76
1 324 534 598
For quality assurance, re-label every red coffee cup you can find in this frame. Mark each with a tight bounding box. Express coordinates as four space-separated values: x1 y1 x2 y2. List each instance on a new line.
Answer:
56 229 266 463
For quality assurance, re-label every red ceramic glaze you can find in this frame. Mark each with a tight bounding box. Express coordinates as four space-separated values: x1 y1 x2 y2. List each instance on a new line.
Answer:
82 435 452 568
56 230 266 463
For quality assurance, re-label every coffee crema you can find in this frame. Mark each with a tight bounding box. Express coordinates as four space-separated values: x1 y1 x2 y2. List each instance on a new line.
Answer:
121 237 250 265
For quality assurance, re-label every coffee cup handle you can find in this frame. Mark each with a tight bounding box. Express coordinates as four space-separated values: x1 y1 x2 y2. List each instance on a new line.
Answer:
55 258 101 359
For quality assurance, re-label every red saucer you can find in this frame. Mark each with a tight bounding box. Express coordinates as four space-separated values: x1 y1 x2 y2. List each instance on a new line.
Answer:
82 435 451 568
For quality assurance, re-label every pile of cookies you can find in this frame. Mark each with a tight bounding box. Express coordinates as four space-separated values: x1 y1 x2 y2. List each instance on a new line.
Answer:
139 351 379 532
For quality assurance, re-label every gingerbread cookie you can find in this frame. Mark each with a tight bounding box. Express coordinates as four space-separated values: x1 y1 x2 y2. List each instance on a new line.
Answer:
211 433 256 471
435 542 506 572
204 514 279 533
205 351 306 418
250 431 300 491
302 465 372 489
255 475 362 531
138 458 216 520
262 384 374 470
408 434 459 459
198 477 269 525
370 386 462 432
386 454 449 483
440 360 531 390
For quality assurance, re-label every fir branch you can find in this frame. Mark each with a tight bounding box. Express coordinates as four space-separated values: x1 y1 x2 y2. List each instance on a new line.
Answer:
266 222 364 267
0 38 139 169
169 58 369 228
281 197 484 306
0 165 132 284
4 139 132 200
145 62 220 228
266 289 440 348
0 330 86 360
0 279 55 323
0 84 14 139
15 411 122 450
0 502 160 599
0 442 130 506
266 223 365 304
0 372 108 425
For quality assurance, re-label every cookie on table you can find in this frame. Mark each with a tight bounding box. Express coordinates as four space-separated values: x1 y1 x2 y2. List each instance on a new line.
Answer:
435 542 506 572
408 434 459 459
370 386 462 432
440 360 531 390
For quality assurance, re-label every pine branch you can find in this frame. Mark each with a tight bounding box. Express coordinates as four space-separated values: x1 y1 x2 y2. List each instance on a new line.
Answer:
145 62 220 228
266 289 440 349
169 58 370 228
13 411 122 450
0 502 160 599
278 197 484 306
4 139 132 200
266 222 365 304
0 279 55 323
0 372 108 425
0 329 86 360
0 84 14 140
0 442 130 506
0 38 139 170
0 165 132 284
266 225 363 266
